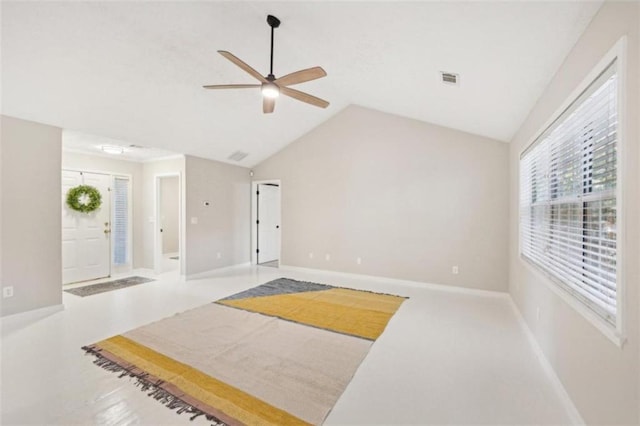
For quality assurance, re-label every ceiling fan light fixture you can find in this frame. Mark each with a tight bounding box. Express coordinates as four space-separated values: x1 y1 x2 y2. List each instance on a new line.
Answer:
261 82 280 99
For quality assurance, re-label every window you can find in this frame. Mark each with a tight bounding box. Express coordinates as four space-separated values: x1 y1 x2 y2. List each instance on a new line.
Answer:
113 177 130 266
520 60 619 328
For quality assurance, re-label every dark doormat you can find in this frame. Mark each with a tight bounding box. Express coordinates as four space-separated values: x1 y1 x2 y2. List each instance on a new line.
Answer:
64 276 156 297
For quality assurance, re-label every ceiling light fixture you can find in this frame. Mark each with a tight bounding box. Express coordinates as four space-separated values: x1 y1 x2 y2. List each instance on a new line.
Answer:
261 81 280 99
101 145 124 155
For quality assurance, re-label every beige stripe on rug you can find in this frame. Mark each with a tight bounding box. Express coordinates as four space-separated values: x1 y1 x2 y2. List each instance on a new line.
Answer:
124 303 372 425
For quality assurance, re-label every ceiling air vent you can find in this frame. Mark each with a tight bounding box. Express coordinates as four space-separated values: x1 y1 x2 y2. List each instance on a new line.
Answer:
440 71 460 86
228 151 249 162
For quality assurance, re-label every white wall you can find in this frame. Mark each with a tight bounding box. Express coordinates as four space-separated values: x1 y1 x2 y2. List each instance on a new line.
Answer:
1 116 62 316
508 2 639 424
160 176 179 254
61 152 144 269
253 105 509 291
184 155 250 276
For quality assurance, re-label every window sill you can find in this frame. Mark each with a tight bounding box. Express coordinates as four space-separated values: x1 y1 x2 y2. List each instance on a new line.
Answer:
518 255 626 348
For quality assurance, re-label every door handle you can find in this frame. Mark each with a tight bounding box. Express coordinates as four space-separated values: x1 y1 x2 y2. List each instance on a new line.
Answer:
104 229 111 234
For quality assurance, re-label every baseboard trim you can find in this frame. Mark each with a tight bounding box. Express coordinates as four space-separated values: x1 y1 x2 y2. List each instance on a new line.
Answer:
507 297 585 425
279 264 508 299
1 303 65 322
186 262 251 281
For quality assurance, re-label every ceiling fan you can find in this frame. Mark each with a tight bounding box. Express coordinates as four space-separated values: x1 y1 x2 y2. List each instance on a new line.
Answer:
203 15 329 114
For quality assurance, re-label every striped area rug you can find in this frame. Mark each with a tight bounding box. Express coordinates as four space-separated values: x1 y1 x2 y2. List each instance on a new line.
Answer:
82 278 407 425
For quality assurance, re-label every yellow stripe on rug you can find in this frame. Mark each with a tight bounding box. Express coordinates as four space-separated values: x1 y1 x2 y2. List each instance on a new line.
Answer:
97 335 310 426
218 288 406 340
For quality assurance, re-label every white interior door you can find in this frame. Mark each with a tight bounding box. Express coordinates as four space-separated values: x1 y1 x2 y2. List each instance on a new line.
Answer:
62 171 111 284
257 184 280 264
159 175 180 273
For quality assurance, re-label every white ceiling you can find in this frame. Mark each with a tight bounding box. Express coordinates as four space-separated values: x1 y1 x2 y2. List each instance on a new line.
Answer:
2 1 602 167
62 130 180 162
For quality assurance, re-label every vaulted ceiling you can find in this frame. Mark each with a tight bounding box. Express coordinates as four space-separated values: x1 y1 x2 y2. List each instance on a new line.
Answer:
2 1 601 167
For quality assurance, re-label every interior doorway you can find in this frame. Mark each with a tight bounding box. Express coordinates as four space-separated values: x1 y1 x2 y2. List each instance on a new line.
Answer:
62 170 111 284
155 174 181 273
252 181 281 267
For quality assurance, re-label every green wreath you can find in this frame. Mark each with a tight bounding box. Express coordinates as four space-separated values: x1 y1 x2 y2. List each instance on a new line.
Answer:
66 185 102 213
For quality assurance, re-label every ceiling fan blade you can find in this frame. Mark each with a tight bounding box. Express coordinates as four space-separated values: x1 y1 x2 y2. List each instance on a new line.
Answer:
218 50 268 83
275 67 327 87
202 84 260 89
280 87 329 109
263 97 275 114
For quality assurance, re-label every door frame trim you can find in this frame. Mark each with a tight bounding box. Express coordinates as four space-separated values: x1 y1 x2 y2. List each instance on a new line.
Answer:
251 179 281 265
154 172 183 275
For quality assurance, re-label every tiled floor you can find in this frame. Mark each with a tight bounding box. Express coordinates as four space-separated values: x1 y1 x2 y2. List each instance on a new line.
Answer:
1 265 574 425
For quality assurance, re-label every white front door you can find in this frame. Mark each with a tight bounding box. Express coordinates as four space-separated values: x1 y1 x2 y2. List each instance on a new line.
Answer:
257 184 280 264
62 171 111 284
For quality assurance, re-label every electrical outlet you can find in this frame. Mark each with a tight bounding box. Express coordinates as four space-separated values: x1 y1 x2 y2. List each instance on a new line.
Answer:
190 217 198 225
452 266 459 275
3 287 14 298
357 257 362 265
325 254 331 261
309 252 314 259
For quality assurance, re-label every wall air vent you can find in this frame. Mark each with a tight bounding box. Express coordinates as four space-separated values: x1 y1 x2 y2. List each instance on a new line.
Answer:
228 151 249 162
440 72 460 86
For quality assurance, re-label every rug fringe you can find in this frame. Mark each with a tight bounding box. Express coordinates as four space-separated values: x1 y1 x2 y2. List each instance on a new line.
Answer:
82 346 227 426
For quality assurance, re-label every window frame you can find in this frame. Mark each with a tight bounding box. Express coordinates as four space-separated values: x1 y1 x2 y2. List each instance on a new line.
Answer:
518 37 627 346
112 175 133 268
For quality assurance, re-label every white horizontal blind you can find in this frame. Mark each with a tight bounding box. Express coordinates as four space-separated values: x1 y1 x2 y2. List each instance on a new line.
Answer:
520 61 618 325
113 177 129 266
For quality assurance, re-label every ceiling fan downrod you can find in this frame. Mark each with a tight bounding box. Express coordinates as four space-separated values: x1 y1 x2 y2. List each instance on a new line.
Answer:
267 15 280 80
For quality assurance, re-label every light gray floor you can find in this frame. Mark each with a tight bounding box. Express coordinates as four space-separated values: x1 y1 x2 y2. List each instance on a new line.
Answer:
162 252 179 272
1 265 574 425
258 259 279 268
